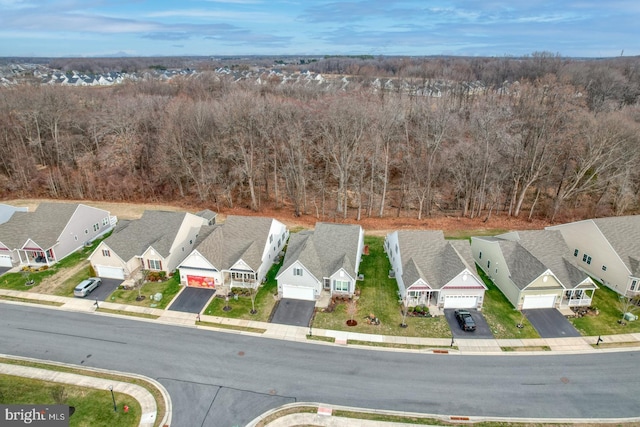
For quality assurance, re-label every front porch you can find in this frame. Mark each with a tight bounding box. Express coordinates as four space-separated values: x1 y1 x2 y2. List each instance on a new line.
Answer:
561 289 595 307
403 289 438 307
17 248 56 267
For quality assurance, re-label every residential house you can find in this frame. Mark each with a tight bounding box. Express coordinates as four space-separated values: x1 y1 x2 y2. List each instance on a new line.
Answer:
385 230 486 309
276 222 364 301
89 210 211 280
0 202 114 268
547 215 640 296
178 215 288 292
471 230 596 310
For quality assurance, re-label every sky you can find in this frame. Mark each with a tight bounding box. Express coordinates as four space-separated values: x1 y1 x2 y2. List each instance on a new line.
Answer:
0 0 638 58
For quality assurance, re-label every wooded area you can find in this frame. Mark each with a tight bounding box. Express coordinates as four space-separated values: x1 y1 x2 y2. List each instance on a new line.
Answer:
1 55 639 222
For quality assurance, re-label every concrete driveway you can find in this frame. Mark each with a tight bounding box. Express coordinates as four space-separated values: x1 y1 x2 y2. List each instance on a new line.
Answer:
523 308 581 338
271 298 315 327
444 309 494 339
168 287 216 313
91 278 123 301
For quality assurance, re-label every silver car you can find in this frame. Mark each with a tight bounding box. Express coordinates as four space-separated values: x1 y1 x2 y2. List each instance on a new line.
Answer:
74 277 102 297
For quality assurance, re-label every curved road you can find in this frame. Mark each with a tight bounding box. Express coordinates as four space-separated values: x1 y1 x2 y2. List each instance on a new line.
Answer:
2 304 639 426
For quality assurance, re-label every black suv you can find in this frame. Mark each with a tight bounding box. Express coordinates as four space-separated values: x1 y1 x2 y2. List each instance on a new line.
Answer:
454 309 476 332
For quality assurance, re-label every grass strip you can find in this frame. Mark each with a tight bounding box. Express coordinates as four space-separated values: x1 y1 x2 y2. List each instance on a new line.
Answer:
0 295 63 306
306 335 335 343
196 320 266 334
96 307 160 319
0 357 166 427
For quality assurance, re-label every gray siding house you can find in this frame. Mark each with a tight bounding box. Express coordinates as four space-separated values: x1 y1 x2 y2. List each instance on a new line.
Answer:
276 223 365 301
385 230 486 309
547 216 640 296
0 202 114 268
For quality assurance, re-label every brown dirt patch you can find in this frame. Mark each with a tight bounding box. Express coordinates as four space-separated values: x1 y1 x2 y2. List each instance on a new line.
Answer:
2 198 552 232
29 260 90 295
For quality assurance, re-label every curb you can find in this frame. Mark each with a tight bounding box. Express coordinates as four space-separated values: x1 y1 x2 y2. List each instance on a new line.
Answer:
0 353 172 427
246 401 640 427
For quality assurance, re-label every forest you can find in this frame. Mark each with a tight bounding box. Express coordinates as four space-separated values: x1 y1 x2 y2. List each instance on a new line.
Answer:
0 54 639 223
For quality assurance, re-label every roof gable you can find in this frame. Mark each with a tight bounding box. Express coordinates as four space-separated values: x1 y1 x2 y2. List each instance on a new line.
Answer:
0 202 79 249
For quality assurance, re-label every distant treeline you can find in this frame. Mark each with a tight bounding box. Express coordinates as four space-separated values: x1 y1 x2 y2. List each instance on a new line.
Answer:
0 54 639 222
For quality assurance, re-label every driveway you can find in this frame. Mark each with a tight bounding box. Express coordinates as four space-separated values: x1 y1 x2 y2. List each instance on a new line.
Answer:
444 309 494 339
0 267 11 276
90 278 123 302
168 287 216 313
271 298 315 327
523 308 581 338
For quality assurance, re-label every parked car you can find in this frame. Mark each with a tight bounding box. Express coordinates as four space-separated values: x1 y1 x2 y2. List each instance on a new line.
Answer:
74 277 101 297
454 309 476 332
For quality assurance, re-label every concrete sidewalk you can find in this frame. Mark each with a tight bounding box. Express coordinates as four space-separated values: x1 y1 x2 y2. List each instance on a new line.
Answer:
0 359 168 427
2 288 640 355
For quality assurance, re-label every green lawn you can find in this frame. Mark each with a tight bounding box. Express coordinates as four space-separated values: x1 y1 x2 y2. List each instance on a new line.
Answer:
54 263 93 297
0 236 108 292
312 236 452 338
0 374 141 427
108 275 181 309
570 283 640 336
203 261 281 321
475 267 540 339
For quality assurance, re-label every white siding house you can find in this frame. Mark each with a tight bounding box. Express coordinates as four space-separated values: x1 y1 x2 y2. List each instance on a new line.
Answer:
276 223 365 301
178 215 288 292
385 230 486 309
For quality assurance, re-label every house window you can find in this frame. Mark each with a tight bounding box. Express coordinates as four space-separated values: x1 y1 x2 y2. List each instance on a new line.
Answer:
269 234 273 243
574 249 579 257
324 278 330 289
148 259 161 270
395 244 398 254
631 280 638 291
231 271 254 281
102 249 110 257
602 265 607 271
85 229 88 234
74 235 78 241
582 254 587 262
189 239 193 244
334 280 349 292
293 268 303 276
479 252 482 259
102 218 108 226
487 260 491 269
586 256 592 265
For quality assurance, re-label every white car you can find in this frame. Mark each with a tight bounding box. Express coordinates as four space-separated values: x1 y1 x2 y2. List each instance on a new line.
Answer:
74 277 102 297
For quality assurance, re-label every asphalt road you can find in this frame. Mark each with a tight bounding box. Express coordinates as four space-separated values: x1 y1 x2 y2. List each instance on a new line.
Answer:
1 304 639 426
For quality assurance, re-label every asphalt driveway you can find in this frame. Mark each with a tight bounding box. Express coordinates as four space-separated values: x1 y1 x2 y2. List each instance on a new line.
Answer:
168 287 216 313
444 309 494 339
0 267 11 276
523 308 581 338
271 298 315 327
91 278 123 301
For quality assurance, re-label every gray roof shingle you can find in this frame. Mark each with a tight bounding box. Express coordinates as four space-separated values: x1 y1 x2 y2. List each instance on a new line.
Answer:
280 223 361 280
591 216 640 276
0 202 79 249
104 210 189 261
194 215 276 271
396 230 477 289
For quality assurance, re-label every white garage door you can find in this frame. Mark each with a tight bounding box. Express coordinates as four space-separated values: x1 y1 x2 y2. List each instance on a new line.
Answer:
282 285 315 301
522 294 556 309
0 254 12 267
444 295 478 309
96 265 125 280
